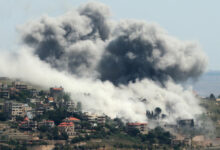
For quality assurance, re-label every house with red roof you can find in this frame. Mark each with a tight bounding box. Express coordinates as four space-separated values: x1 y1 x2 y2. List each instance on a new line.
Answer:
19 117 37 130
126 122 148 134
50 87 63 97
47 97 54 103
58 122 75 136
63 117 80 123
63 117 81 129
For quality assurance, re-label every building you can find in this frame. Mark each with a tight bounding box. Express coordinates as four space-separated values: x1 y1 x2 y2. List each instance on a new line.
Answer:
47 97 54 103
171 135 186 146
23 104 32 112
35 102 45 115
3 102 33 119
164 124 178 132
63 117 80 123
0 103 4 112
65 101 75 112
58 122 75 136
44 104 55 111
4 101 25 119
15 84 28 90
177 119 194 128
29 89 38 97
83 112 98 127
12 81 28 90
19 117 37 130
83 112 106 127
0 89 10 99
126 122 148 134
216 98 220 102
0 83 8 89
38 119 55 128
50 87 64 98
96 116 106 125
28 98 38 103
192 135 205 146
63 117 80 129
9 87 19 97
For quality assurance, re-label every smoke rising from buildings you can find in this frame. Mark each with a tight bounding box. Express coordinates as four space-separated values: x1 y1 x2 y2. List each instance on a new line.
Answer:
0 2 208 123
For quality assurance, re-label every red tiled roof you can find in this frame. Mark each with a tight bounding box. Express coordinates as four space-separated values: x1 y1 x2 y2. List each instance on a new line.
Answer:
51 88 63 91
48 97 54 101
68 117 80 121
58 122 74 127
127 123 147 126
24 117 29 121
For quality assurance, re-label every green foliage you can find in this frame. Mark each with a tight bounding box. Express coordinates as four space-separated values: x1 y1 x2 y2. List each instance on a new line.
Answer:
127 127 140 136
200 100 220 122
9 122 18 128
0 145 12 150
0 112 7 121
63 93 71 102
105 123 120 133
10 90 32 103
33 107 70 125
38 125 50 132
146 107 166 120
15 116 24 122
46 127 69 140
80 120 92 129
155 107 162 115
47 108 70 125
8 139 19 145
209 93 216 100
39 90 46 96
71 136 84 144
113 117 125 130
140 127 172 145
61 132 68 140
46 127 59 140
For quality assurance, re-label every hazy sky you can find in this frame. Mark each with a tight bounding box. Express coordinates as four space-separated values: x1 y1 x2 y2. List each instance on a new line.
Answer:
1 0 220 70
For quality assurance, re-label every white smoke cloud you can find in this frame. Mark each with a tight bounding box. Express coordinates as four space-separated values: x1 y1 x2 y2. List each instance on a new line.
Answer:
0 48 204 123
0 1 208 124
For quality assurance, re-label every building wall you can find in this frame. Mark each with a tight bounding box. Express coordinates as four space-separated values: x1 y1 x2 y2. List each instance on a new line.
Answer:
4 101 26 118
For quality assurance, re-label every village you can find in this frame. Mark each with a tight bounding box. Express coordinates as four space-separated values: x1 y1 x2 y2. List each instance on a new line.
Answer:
0 78 220 150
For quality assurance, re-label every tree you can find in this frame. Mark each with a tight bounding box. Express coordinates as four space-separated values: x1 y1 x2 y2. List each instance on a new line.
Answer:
155 107 162 115
146 111 154 119
113 118 125 129
16 116 24 122
51 127 59 140
210 93 216 100
38 125 49 132
0 112 7 121
127 127 140 136
76 102 82 112
61 132 68 140
155 107 162 119
63 93 71 102
39 90 46 96
146 107 166 120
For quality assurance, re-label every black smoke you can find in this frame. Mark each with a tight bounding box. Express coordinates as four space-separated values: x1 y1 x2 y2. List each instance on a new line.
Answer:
98 21 206 84
20 2 207 85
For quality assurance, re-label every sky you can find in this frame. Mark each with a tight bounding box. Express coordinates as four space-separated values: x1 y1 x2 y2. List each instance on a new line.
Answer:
0 0 220 70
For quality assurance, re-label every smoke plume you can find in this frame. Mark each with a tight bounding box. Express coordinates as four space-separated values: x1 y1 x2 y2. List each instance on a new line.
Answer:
0 2 208 123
